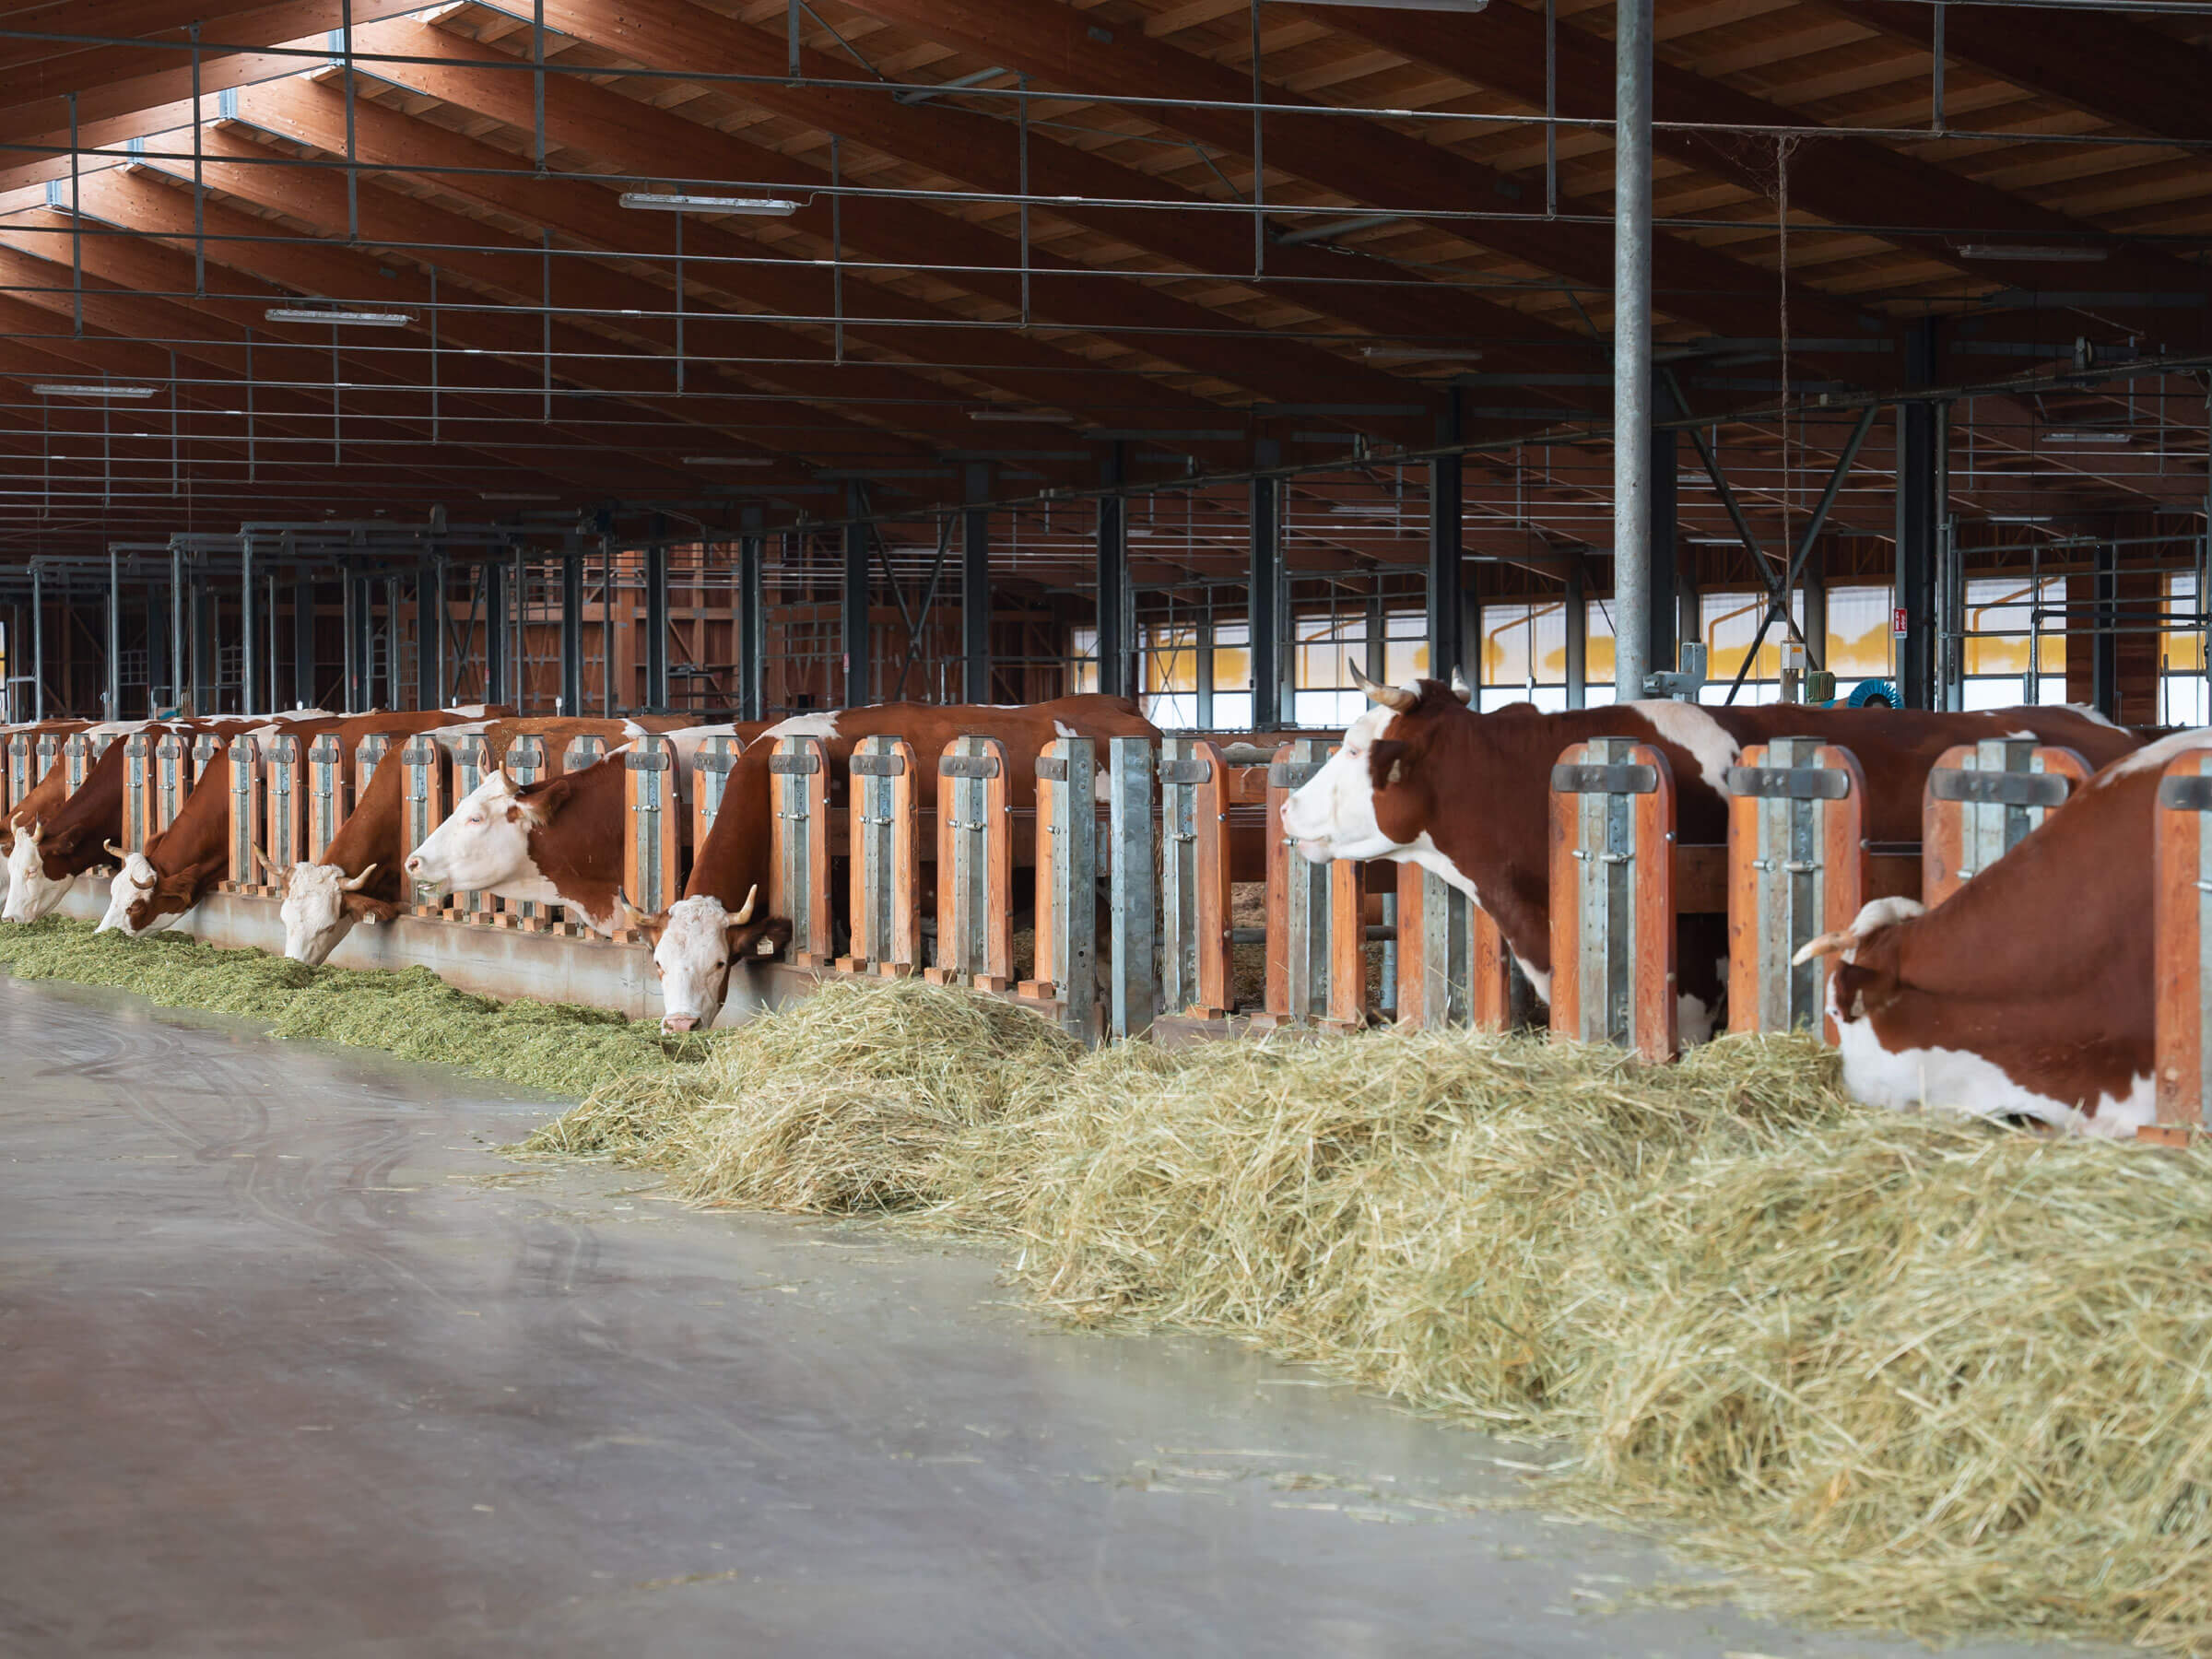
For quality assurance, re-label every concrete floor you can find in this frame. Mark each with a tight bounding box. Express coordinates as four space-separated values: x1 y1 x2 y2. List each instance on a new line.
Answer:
0 973 2089 1659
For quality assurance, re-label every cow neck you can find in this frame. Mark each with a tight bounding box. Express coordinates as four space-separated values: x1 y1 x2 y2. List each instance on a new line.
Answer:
523 768 625 930
40 742 130 877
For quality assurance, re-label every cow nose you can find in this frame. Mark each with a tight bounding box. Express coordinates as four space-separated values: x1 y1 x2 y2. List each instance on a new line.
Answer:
403 854 422 874
661 1013 699 1035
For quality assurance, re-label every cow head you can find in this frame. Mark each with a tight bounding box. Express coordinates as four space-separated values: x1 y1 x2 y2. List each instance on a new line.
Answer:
280 860 391 965
120 853 224 935
1277 667 1472 864
3 819 75 922
405 768 560 897
1792 897 1928 1024
635 886 784 1033
95 842 179 935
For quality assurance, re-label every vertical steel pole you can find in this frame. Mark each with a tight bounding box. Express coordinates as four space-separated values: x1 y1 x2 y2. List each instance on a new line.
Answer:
1249 439 1282 728
416 558 442 712
1564 564 1588 708
962 462 992 702
483 557 508 707
1612 0 1654 700
294 568 317 708
560 533 583 715
241 535 257 714
1896 320 1940 709
169 541 183 710
644 538 669 712
1096 442 1127 699
105 545 120 718
1428 392 1464 684
841 488 870 708
31 566 43 720
737 509 764 722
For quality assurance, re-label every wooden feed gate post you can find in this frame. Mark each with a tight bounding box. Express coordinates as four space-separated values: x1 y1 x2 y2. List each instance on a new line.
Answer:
190 731 223 791
221 737 260 892
399 735 452 919
1255 739 1363 1032
6 731 30 815
501 735 550 930
63 732 96 796
1924 738 2088 906
2152 749 2212 1142
120 731 155 854
768 734 833 967
451 735 497 922
1396 866 1521 1031
1019 737 1100 1042
1724 738 1868 1041
622 735 683 935
305 735 346 863
35 729 63 796
1548 738 1677 1061
551 735 607 935
151 732 189 840
838 735 919 977
693 734 741 846
259 734 307 888
928 735 1014 993
1159 738 1232 1021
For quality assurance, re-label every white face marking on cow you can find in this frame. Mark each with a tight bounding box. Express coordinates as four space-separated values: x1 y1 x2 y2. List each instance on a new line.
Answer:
654 894 737 1033
1629 699 1739 789
764 711 841 741
403 772 551 900
1279 704 1403 864
2 830 72 924
95 853 176 935
2063 701 2123 730
280 863 354 965
1053 719 1077 738
1396 834 1553 1006
1827 979 2153 1139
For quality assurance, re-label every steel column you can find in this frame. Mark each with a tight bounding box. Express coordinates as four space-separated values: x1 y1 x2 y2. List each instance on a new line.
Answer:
1250 439 1282 729
842 488 871 708
293 571 316 709
962 463 992 702
1802 543 1828 672
483 559 509 708
30 568 42 720
737 512 764 723
1428 394 1465 684
643 539 669 712
1611 0 1654 700
1095 443 1128 700
241 536 257 715
170 543 184 712
560 534 584 716
1564 565 1588 709
2093 539 2120 720
1896 320 1941 710
1649 389 1680 678
192 563 213 715
105 546 120 719
417 558 444 712
147 595 168 716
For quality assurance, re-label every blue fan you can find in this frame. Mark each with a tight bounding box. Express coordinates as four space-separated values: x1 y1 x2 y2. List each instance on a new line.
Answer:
1846 678 1900 710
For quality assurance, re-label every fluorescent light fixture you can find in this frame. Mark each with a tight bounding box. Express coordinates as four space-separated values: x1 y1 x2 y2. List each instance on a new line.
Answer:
265 307 415 326
1987 513 2056 524
620 192 801 216
969 408 1075 423
480 491 559 502
2042 429 2132 443
1953 244 2108 263
32 382 158 398
1326 504 1404 516
1363 347 1486 362
683 455 776 465
1684 535 1748 544
1272 0 1486 9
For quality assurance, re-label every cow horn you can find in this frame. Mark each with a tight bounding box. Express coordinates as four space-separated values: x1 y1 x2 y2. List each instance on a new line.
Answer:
1448 666 1475 705
1790 930 1853 967
103 840 128 860
23 818 41 844
485 766 516 796
249 844 276 880
129 863 155 890
1347 665 1416 712
730 884 759 925
339 862 378 892
609 888 646 931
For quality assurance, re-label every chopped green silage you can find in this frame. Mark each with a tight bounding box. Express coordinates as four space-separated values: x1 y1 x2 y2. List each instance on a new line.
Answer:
0 916 710 1095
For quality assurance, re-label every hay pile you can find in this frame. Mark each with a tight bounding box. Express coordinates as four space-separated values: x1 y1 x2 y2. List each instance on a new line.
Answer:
530 981 2212 1652
0 917 707 1094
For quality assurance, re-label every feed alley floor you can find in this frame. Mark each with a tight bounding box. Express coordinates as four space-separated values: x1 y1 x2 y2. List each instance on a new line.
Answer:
0 973 2098 1659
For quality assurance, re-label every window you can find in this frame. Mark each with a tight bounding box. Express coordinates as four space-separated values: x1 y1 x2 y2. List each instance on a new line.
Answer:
1069 625 1099 696
1959 577 2066 710
1478 600 1571 712
1382 610 1429 686
1142 624 1200 729
2166 572 2207 727
1825 584 1895 689
1292 612 1367 727
1212 620 1252 732
1696 591 1793 706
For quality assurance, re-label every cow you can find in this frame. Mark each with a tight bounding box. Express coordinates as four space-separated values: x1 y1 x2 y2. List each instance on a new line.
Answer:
1790 730 2199 1138
98 709 481 939
1277 670 2144 1039
3 722 194 923
0 720 92 855
635 696 1159 1033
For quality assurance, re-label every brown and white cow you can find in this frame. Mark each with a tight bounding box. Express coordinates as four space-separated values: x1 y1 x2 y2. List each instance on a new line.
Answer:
1790 729 2201 1137
100 710 469 940
1278 672 2143 1037
4 721 186 923
640 696 1159 1032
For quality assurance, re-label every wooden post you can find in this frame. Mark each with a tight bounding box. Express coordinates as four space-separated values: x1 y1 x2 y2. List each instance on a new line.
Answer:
1020 737 1099 1042
693 733 741 847
1257 739 1364 1031
5 732 29 816
502 735 550 930
1548 737 1677 1061
399 734 452 919
450 735 496 922
260 733 306 886
552 735 607 935
1159 737 1232 1019
2153 749 2212 1138
1724 738 1868 1041
64 732 95 796
222 736 259 892
839 735 919 976
189 731 222 791
769 734 833 966
621 735 684 928
1923 738 2088 906
35 730 63 795
120 731 155 853
152 732 190 839
928 735 1014 992
305 734 347 863
1107 735 1158 1040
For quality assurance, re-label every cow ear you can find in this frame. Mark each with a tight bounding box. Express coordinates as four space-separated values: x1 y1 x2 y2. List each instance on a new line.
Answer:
516 776 575 825
1831 961 1900 1022
341 892 399 926
1369 739 1409 786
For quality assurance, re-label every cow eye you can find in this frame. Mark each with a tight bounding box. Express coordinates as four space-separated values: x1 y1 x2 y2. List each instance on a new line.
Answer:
466 813 485 826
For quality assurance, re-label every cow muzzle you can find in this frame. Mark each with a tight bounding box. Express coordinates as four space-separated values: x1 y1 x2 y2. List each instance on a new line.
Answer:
660 1013 700 1035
